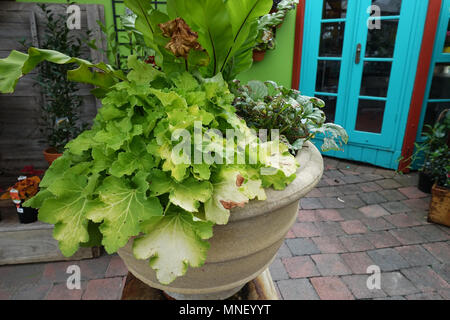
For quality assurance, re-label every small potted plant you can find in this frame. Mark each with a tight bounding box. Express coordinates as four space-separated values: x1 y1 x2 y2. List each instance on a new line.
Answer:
427 143 450 227
35 4 88 165
403 110 450 193
1 176 41 224
253 0 297 62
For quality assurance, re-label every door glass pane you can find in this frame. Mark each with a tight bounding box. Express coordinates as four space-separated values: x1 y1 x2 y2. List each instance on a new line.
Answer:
319 22 346 57
372 0 402 16
355 100 386 133
316 60 341 93
322 0 347 19
366 20 399 58
316 95 337 123
444 20 450 53
422 102 450 134
429 63 450 99
360 61 392 97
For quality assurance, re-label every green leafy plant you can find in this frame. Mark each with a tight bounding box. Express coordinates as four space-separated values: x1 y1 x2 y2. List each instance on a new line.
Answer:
34 4 89 153
230 80 349 152
0 0 302 285
124 0 274 80
255 0 296 52
426 145 450 189
87 14 155 71
402 110 450 188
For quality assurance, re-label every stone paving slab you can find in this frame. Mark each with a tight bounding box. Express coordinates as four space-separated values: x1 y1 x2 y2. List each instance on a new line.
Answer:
0 156 448 300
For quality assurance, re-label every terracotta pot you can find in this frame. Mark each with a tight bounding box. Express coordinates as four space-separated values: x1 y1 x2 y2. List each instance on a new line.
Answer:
253 50 266 62
428 183 450 227
118 141 324 300
43 147 63 166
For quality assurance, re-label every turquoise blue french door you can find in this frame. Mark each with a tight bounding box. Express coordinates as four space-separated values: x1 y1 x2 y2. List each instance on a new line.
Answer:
300 0 429 169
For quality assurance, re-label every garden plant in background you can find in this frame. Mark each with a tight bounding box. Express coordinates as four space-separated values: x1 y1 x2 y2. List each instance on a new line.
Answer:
1 176 41 224
253 0 297 61
231 79 348 153
420 110 449 227
32 4 89 163
1 176 41 202
87 11 155 71
400 109 449 227
404 109 450 193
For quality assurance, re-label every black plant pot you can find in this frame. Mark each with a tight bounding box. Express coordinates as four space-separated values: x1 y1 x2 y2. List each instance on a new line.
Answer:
418 171 434 194
17 206 38 224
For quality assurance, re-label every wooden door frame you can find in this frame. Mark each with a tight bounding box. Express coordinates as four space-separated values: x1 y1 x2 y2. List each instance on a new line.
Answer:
291 0 443 171
399 0 443 172
291 0 306 90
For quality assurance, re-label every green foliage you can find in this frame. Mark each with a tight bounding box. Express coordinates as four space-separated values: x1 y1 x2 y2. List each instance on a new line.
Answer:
33 4 87 152
123 0 273 80
255 0 296 51
0 47 124 94
403 110 450 188
230 80 349 153
426 145 450 189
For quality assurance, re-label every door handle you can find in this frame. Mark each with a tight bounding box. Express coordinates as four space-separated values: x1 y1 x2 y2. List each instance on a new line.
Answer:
355 43 362 64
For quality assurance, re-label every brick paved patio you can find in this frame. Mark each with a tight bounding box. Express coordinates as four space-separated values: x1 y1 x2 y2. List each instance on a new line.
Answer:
0 157 448 300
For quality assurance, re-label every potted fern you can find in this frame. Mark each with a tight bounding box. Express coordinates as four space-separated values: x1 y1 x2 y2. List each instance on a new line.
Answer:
0 0 325 299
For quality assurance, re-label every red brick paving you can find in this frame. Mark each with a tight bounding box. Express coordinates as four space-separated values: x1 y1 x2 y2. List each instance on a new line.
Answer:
311 277 355 300
398 187 429 199
285 229 296 239
384 213 422 228
402 198 430 211
105 255 129 278
341 252 375 275
282 256 320 279
359 204 390 218
82 277 124 300
316 209 344 222
340 220 367 234
291 222 321 238
297 210 319 222
312 236 346 254
366 231 401 249
45 283 85 300
311 254 352 276
422 242 450 263
339 235 376 252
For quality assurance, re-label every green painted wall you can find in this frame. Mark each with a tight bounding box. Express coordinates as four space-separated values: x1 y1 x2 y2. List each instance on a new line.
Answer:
238 9 297 89
17 0 297 88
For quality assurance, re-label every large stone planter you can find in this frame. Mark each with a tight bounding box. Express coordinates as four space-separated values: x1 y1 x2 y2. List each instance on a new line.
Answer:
118 141 324 299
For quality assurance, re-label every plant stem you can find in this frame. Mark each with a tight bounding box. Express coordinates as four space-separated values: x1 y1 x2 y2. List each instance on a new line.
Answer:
164 202 171 216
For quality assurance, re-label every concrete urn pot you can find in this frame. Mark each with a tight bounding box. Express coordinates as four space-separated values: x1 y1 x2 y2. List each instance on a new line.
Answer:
118 141 324 299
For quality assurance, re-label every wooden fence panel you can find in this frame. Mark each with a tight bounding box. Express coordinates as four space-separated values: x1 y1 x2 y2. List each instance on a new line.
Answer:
0 2 107 172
